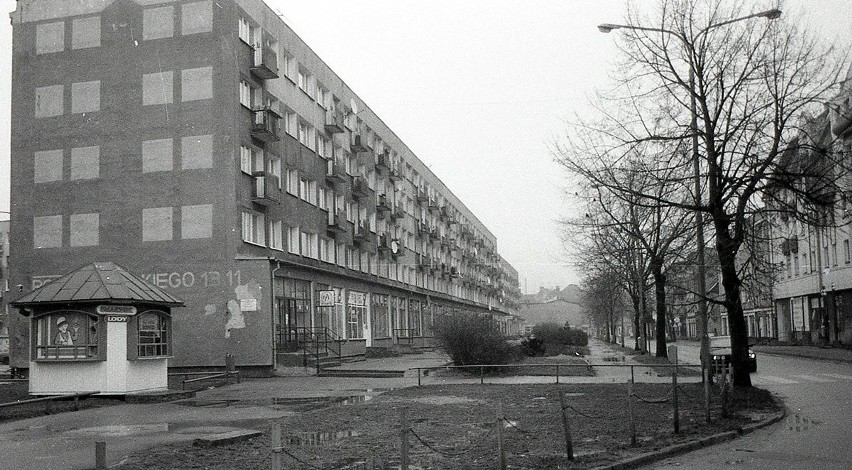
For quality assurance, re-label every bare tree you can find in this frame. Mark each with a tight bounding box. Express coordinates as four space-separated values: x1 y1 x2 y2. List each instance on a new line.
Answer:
557 0 847 386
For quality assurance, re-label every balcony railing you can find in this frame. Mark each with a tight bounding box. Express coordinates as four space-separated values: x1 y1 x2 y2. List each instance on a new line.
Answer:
353 223 376 249
325 109 345 134
351 176 372 200
325 160 347 186
350 133 369 153
252 174 281 206
376 151 390 173
327 211 347 237
376 194 391 213
388 167 403 182
252 109 280 143
251 46 279 80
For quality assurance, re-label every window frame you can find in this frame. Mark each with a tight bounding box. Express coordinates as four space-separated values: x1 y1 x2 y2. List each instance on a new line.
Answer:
32 310 105 362
128 310 173 360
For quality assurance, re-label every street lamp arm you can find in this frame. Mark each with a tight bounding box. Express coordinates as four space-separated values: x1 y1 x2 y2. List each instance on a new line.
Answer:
597 23 685 42
696 9 781 39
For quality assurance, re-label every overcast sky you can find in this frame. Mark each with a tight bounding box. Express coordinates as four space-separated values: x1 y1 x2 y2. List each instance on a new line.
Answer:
1 0 850 294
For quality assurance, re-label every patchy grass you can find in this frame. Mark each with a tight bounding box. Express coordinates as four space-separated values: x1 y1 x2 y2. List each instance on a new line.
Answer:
116 382 780 470
0 382 121 423
428 355 593 378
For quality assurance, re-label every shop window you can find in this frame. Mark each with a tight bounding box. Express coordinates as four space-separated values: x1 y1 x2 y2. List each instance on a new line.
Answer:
142 138 174 173
33 311 101 360
181 67 212 101
34 149 63 183
71 16 100 49
142 71 174 105
181 1 212 35
34 215 62 249
70 146 99 180
134 311 171 358
35 85 64 118
143 6 174 40
181 134 213 169
71 81 100 114
371 294 390 339
181 204 213 239
36 21 64 54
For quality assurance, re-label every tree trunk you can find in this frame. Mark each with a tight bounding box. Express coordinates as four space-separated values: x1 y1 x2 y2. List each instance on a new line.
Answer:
716 226 752 387
652 259 668 358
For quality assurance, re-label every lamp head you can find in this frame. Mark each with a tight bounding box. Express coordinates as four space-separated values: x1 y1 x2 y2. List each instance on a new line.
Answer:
597 23 620 33
760 9 782 20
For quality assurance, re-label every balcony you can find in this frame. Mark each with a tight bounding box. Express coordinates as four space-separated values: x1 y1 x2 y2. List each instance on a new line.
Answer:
351 176 372 200
417 222 430 238
376 194 391 214
252 174 281 206
251 109 280 143
390 207 405 222
377 233 392 256
388 166 403 182
353 223 376 249
429 228 440 241
327 211 348 238
325 109 345 134
376 151 390 173
417 254 432 272
416 187 429 204
250 46 279 80
325 160 347 186
350 133 369 153
450 266 460 278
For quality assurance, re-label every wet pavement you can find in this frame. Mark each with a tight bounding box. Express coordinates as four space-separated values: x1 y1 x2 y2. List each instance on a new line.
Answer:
0 342 697 469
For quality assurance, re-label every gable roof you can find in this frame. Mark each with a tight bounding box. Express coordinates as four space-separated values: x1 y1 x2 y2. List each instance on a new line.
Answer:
11 262 184 309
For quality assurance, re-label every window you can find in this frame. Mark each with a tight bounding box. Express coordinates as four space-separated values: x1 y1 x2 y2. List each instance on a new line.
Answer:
70 212 99 247
181 67 212 101
347 291 367 339
281 110 296 136
34 215 62 248
845 240 850 264
337 243 346 267
298 122 308 146
267 155 282 188
142 138 173 173
34 149 63 183
35 85 64 118
288 226 300 254
72 80 101 112
316 85 326 108
181 1 212 35
269 220 283 250
318 187 327 211
286 169 299 195
135 311 171 358
238 17 251 44
70 146 99 180
319 237 334 263
143 71 174 105
72 16 100 49
181 204 213 239
142 207 173 241
239 80 252 108
371 294 390 339
36 21 64 54
297 70 308 93
240 145 263 174
33 311 100 360
280 51 295 81
240 145 252 174
181 135 213 169
299 177 316 205
143 6 174 40
300 231 317 258
241 210 265 245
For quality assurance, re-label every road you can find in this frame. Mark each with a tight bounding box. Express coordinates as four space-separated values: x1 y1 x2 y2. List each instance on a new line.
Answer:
639 341 852 469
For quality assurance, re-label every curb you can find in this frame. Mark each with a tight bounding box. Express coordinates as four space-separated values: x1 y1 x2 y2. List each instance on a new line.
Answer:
590 409 786 470
192 429 264 448
750 349 852 364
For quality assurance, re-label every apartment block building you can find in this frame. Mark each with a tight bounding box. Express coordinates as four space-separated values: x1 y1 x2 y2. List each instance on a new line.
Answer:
8 0 520 371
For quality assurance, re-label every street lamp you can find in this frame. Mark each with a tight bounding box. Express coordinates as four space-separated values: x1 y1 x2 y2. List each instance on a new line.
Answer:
598 7 781 416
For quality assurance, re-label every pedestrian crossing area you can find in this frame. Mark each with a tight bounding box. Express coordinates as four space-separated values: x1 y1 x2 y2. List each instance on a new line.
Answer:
755 372 852 385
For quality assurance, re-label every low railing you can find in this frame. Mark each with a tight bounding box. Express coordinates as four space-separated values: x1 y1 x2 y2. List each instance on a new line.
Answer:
0 391 99 417
281 327 346 371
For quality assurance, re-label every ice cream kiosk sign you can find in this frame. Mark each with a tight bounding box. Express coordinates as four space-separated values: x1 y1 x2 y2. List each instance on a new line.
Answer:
11 263 184 396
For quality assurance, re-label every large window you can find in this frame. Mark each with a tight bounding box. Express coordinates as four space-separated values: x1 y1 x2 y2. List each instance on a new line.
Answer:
33 215 62 248
70 146 99 180
181 134 213 169
143 138 174 173
143 71 174 105
36 21 65 54
181 204 213 239
371 294 390 339
347 291 367 339
35 85 64 118
143 6 174 40
70 212 99 247
71 16 100 49
181 67 212 101
142 207 174 241
34 311 100 360
135 311 171 358
181 1 212 35
34 149 63 183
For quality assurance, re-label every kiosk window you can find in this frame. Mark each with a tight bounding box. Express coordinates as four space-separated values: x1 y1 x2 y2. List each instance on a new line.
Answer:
137 311 170 357
34 311 100 360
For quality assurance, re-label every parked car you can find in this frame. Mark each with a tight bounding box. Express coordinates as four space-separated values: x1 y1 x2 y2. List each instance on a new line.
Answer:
709 335 757 373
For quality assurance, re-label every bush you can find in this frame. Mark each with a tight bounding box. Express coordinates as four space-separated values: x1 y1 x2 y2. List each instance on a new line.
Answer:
520 336 546 357
434 314 519 366
527 323 589 357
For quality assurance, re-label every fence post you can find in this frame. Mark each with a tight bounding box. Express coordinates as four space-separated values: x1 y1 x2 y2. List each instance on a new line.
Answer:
417 368 421 386
400 407 409 470
630 365 635 384
480 366 484 385
704 363 711 423
672 371 679 434
497 401 507 470
555 365 560 384
721 364 729 418
74 395 80 411
270 423 281 470
559 392 574 460
627 379 636 446
95 441 106 470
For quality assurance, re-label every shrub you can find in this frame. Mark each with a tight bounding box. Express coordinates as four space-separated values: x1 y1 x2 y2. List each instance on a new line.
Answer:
527 323 589 356
520 336 545 357
434 314 518 366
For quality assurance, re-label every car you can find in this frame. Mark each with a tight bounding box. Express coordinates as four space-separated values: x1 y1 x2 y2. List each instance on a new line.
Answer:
709 335 757 373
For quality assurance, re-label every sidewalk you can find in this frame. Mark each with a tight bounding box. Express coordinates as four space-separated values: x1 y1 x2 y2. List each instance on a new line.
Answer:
752 344 852 363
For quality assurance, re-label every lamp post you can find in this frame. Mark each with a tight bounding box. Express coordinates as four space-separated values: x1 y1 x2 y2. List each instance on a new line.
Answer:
598 8 781 381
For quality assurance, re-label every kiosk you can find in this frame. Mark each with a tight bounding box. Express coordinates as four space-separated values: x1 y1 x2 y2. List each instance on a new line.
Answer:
11 262 184 395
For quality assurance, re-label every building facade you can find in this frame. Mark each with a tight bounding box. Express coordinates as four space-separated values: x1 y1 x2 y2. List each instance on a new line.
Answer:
8 0 520 371
0 220 9 362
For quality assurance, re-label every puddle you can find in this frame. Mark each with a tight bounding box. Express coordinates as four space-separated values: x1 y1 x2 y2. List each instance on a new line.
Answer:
177 394 378 411
67 424 169 437
564 392 585 397
286 429 361 446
